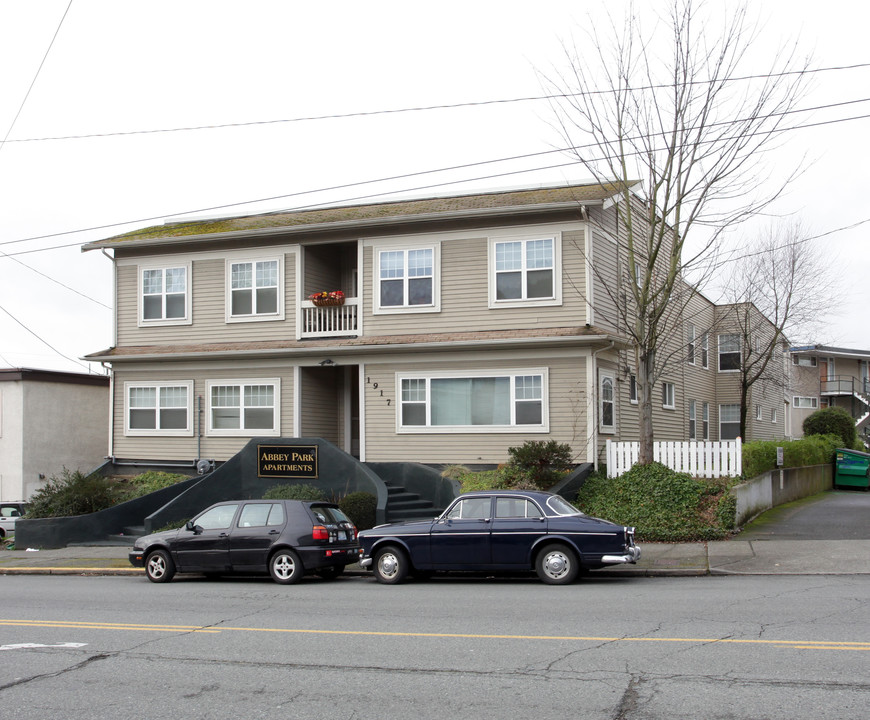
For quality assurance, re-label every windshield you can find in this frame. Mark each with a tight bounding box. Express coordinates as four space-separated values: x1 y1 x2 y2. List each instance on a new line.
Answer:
311 505 352 524
546 496 584 516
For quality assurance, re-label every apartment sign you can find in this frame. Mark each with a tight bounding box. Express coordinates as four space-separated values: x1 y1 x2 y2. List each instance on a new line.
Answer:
257 445 318 478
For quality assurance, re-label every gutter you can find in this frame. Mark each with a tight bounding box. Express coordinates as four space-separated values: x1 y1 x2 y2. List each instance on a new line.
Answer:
84 333 631 364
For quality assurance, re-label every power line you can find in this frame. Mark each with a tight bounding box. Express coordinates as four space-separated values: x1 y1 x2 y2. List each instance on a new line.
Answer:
3 62 870 145
3 106 870 258
0 301 93 372
0 250 112 309
0 0 72 152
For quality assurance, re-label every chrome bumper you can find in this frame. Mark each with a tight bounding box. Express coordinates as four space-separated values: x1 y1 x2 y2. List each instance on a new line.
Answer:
601 545 641 565
359 557 372 569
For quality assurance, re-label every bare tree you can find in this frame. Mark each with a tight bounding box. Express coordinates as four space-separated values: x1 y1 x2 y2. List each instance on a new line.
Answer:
544 0 809 462
721 222 840 438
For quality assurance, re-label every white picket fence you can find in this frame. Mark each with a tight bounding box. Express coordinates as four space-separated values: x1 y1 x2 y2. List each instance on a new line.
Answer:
605 438 742 478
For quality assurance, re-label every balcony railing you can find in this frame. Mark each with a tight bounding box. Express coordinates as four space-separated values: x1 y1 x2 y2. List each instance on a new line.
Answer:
821 375 870 399
301 298 359 338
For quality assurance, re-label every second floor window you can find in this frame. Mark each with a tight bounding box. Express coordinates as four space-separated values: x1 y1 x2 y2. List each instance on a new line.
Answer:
718 334 741 371
493 237 555 302
229 259 280 318
794 396 818 409
141 265 189 324
629 373 638 404
378 248 434 308
687 324 696 364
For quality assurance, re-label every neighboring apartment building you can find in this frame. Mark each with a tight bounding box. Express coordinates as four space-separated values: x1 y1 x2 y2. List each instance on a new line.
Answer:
0 368 110 501
789 345 870 445
82 182 783 470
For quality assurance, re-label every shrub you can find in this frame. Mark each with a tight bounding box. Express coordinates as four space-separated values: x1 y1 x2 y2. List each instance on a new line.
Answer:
339 492 377 530
742 434 841 479
574 462 732 542
26 468 118 518
802 406 859 448
506 440 573 489
440 464 471 481
263 483 326 501
118 471 189 501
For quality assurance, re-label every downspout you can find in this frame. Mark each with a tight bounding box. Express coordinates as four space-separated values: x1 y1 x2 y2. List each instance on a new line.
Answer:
102 361 114 463
590 341 615 472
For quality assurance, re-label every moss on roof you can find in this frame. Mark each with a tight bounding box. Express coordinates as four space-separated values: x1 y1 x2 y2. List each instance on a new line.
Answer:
89 181 631 247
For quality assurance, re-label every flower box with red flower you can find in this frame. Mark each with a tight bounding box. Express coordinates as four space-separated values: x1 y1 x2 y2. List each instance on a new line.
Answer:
309 290 346 307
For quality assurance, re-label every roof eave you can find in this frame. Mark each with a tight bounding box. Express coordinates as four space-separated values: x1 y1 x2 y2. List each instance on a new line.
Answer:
82 199 602 252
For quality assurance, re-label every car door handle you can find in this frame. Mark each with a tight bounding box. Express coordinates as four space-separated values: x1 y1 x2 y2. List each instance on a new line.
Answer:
219 532 228 538
268 530 280 535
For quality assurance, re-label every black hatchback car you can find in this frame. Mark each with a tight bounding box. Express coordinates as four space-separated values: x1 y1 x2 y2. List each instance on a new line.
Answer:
129 500 361 584
359 490 640 585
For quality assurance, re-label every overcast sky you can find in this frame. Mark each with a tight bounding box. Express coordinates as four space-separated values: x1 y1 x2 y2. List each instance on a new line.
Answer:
1 0 868 375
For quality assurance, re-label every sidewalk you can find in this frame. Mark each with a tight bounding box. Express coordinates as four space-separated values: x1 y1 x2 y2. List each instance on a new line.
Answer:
2 539 869 577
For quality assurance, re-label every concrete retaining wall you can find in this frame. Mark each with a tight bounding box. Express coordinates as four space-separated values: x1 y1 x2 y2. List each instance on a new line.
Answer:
734 464 832 527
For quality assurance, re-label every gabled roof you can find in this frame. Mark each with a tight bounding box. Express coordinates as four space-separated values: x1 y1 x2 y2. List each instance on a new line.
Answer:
82 180 638 251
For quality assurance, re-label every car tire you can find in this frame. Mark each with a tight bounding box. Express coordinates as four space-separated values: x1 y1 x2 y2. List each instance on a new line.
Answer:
269 549 304 584
372 545 409 584
316 565 345 580
535 544 580 585
145 549 176 583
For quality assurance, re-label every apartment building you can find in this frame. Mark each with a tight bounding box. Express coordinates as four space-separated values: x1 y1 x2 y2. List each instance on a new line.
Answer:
83 182 784 469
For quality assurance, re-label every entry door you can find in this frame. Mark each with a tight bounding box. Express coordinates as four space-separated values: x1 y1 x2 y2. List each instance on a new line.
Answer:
429 496 493 566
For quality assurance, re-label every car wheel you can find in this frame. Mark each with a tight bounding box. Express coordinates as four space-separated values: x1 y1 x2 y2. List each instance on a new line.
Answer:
145 549 176 583
269 549 304 584
316 565 344 580
535 544 580 585
373 545 409 584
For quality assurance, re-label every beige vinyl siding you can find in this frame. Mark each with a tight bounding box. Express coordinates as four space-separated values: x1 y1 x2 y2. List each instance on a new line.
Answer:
116 253 297 347
362 229 587 337
299 367 339 444
587 228 621 332
112 363 296 462
362 354 588 464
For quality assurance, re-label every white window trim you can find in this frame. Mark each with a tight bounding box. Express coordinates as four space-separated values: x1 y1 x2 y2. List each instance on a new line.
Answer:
629 373 638 405
373 243 440 314
662 382 675 410
718 333 741 373
206 378 281 437
719 403 741 440
702 402 710 440
138 262 192 327
687 324 696 365
396 368 549 434
772 408 778 423
600 372 615 434
755 405 762 421
124 381 194 437
225 256 285 323
688 399 697 440
487 232 562 309
793 396 818 409
701 332 709 369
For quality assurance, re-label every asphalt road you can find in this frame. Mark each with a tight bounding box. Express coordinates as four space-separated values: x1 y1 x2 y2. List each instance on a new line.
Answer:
738 489 870 540
2 573 869 719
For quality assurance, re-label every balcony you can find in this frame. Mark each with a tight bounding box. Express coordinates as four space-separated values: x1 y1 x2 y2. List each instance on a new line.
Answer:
301 297 359 338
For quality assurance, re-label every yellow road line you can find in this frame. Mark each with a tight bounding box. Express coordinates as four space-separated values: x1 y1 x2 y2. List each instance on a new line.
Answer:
1 619 868 650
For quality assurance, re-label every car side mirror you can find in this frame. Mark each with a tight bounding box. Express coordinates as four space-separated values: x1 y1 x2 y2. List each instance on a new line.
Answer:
185 521 203 535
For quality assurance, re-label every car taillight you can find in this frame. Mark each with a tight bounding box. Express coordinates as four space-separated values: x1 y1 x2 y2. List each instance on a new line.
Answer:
351 524 358 539
312 525 329 540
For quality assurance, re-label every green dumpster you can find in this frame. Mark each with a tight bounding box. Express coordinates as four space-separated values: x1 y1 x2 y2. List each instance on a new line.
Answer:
834 448 870 490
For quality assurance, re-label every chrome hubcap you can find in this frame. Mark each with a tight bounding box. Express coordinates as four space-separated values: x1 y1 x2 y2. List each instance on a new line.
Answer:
378 553 398 578
544 552 569 578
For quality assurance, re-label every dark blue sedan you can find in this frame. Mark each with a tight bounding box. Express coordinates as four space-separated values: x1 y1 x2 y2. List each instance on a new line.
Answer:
358 490 640 585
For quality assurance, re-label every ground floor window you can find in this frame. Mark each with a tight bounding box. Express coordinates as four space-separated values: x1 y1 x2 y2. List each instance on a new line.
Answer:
719 404 741 440
794 396 818 409
688 400 696 440
125 382 193 435
398 369 547 432
207 379 280 435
